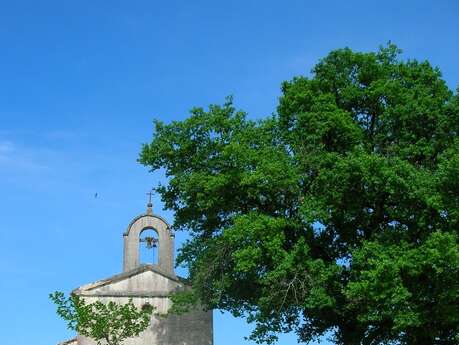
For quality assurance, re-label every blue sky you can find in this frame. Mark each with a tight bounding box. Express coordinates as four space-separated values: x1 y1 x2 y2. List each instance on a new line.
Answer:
0 1 458 344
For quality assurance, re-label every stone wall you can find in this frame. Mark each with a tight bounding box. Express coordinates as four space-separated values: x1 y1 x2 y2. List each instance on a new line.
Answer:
77 297 212 345
75 268 213 345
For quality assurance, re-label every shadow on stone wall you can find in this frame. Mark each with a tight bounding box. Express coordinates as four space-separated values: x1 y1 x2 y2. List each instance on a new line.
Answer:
153 309 213 345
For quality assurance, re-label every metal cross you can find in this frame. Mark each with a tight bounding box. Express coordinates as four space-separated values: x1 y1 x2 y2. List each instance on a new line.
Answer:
146 190 153 205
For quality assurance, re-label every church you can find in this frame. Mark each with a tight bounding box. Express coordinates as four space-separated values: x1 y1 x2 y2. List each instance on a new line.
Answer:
59 201 213 345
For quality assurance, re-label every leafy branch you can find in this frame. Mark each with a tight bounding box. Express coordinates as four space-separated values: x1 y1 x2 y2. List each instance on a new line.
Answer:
50 291 154 345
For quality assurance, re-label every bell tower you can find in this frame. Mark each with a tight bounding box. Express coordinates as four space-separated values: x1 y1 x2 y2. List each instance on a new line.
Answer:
61 194 213 345
122 200 175 275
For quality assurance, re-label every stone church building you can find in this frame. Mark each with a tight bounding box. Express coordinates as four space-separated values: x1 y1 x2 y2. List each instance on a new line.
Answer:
59 202 213 345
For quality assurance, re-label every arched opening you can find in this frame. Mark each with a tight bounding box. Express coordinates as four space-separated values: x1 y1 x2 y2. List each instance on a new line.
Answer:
139 228 159 265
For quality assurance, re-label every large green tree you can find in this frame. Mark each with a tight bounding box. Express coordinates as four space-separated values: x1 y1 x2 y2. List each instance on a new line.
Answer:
140 44 459 345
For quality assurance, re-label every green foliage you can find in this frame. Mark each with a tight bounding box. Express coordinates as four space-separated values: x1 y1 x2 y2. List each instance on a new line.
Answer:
140 44 459 344
50 292 154 345
346 232 459 344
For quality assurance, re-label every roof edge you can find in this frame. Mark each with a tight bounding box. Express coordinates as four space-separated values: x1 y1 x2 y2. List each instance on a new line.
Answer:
57 338 77 345
72 264 189 294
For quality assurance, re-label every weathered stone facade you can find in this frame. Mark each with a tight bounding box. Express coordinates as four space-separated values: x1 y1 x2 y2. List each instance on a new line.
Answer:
59 204 213 345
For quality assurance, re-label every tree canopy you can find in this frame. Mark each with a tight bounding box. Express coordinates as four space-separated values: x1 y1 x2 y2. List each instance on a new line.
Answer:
140 44 459 345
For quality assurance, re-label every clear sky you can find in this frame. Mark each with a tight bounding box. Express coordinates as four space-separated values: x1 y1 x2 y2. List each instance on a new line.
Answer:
0 1 458 344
